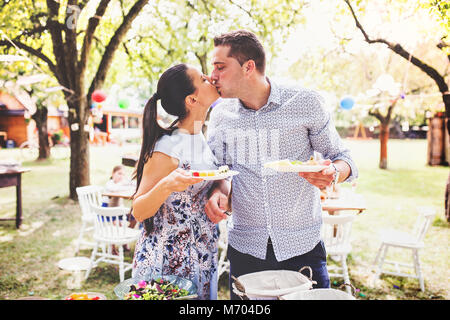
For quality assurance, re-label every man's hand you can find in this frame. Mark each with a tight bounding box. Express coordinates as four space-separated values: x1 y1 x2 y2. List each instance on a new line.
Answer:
298 159 335 189
205 190 230 224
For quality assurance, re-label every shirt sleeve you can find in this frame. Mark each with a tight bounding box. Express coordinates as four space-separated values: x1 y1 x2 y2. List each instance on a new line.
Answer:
153 133 182 164
307 91 358 182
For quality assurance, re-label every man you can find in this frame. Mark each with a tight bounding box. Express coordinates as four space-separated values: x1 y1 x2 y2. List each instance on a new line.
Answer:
204 30 358 300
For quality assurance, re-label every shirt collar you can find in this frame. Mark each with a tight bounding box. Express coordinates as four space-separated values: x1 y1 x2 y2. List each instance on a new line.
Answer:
239 77 281 114
266 77 282 107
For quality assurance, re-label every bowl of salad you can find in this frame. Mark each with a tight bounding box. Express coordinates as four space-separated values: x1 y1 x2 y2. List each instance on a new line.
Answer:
114 274 198 300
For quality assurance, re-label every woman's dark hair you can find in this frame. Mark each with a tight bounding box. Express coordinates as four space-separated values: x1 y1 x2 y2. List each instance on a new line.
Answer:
132 63 196 235
214 29 266 74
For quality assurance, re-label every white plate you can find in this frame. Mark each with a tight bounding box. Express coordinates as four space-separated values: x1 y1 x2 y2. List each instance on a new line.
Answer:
264 160 328 173
189 170 239 181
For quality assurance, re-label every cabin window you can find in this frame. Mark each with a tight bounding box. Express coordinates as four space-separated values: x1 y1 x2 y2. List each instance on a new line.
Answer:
128 116 139 129
111 116 125 129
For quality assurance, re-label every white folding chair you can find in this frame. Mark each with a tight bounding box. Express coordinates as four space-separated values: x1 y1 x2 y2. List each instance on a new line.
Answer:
75 185 104 254
217 220 230 278
321 213 356 294
373 206 436 292
84 205 141 283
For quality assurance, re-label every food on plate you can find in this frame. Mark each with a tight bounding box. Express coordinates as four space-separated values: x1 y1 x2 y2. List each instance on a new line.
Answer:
65 293 102 300
264 157 319 169
190 165 230 177
291 156 319 165
124 278 190 300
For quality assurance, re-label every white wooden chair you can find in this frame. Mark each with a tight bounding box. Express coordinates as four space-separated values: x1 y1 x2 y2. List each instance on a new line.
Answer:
75 185 104 254
217 220 230 278
84 205 141 283
373 206 436 292
321 213 356 294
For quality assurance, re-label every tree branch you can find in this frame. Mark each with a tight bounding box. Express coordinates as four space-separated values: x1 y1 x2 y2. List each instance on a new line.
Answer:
343 0 449 94
0 39 57 76
64 0 79 90
78 0 111 77
46 0 70 89
88 0 149 101
368 108 384 122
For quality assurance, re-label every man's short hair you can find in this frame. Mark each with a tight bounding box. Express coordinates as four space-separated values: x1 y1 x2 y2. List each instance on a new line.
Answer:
214 30 266 74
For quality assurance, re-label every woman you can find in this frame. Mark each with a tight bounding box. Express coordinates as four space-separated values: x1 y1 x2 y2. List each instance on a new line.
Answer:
131 63 221 300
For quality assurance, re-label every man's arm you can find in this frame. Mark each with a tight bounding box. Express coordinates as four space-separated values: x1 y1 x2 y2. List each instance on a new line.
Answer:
205 179 231 223
299 91 358 189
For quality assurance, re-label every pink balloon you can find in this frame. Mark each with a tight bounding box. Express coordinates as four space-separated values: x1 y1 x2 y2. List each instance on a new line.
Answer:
92 90 107 103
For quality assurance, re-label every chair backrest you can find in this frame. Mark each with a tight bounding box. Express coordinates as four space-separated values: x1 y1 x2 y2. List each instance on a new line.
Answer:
412 206 436 242
321 213 356 249
76 185 104 218
90 204 131 239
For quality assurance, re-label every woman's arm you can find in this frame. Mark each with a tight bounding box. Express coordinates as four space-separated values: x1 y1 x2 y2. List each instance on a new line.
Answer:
132 152 203 222
132 152 177 222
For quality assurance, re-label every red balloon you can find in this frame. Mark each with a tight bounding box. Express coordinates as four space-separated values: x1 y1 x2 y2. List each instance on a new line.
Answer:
92 90 107 103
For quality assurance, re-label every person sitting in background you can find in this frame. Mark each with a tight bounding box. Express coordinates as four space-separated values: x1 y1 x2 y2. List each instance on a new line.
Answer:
102 165 137 254
102 165 134 207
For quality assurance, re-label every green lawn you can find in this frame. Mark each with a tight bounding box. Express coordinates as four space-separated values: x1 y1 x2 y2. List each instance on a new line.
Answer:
0 139 448 300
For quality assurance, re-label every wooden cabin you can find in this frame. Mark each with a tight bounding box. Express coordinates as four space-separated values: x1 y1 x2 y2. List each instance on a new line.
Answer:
0 91 69 148
0 91 29 147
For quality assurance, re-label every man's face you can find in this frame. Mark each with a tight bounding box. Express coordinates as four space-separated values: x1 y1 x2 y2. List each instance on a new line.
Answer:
210 45 246 98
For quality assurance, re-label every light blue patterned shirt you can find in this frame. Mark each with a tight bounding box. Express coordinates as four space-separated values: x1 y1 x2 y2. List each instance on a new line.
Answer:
206 79 358 261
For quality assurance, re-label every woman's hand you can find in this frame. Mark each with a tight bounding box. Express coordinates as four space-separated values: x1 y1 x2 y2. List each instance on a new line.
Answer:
163 168 204 192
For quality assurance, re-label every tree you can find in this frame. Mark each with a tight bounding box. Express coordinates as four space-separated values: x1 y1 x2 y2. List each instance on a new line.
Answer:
343 0 450 140
1 0 150 199
279 4 439 169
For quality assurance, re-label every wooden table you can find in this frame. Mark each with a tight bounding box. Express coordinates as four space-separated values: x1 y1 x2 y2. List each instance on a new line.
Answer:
321 190 366 237
0 168 30 228
321 189 366 215
102 188 134 200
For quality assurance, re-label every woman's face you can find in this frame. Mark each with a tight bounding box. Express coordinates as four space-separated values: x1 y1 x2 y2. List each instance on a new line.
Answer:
187 67 220 109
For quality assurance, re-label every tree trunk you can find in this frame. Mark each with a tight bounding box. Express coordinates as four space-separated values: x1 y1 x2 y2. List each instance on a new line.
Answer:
379 122 389 169
444 92 450 142
68 99 90 200
31 107 51 160
446 172 450 222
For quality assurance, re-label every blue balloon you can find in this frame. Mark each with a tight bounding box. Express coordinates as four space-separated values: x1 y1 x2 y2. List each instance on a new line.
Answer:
340 96 355 110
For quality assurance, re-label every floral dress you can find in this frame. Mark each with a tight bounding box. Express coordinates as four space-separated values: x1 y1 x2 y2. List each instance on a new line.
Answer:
132 129 220 300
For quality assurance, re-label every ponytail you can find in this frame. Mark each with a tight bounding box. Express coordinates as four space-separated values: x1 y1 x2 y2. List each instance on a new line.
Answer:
131 63 196 235
132 93 174 235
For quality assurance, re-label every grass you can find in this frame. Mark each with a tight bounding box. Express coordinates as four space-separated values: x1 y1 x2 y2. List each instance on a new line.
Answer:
0 139 448 300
